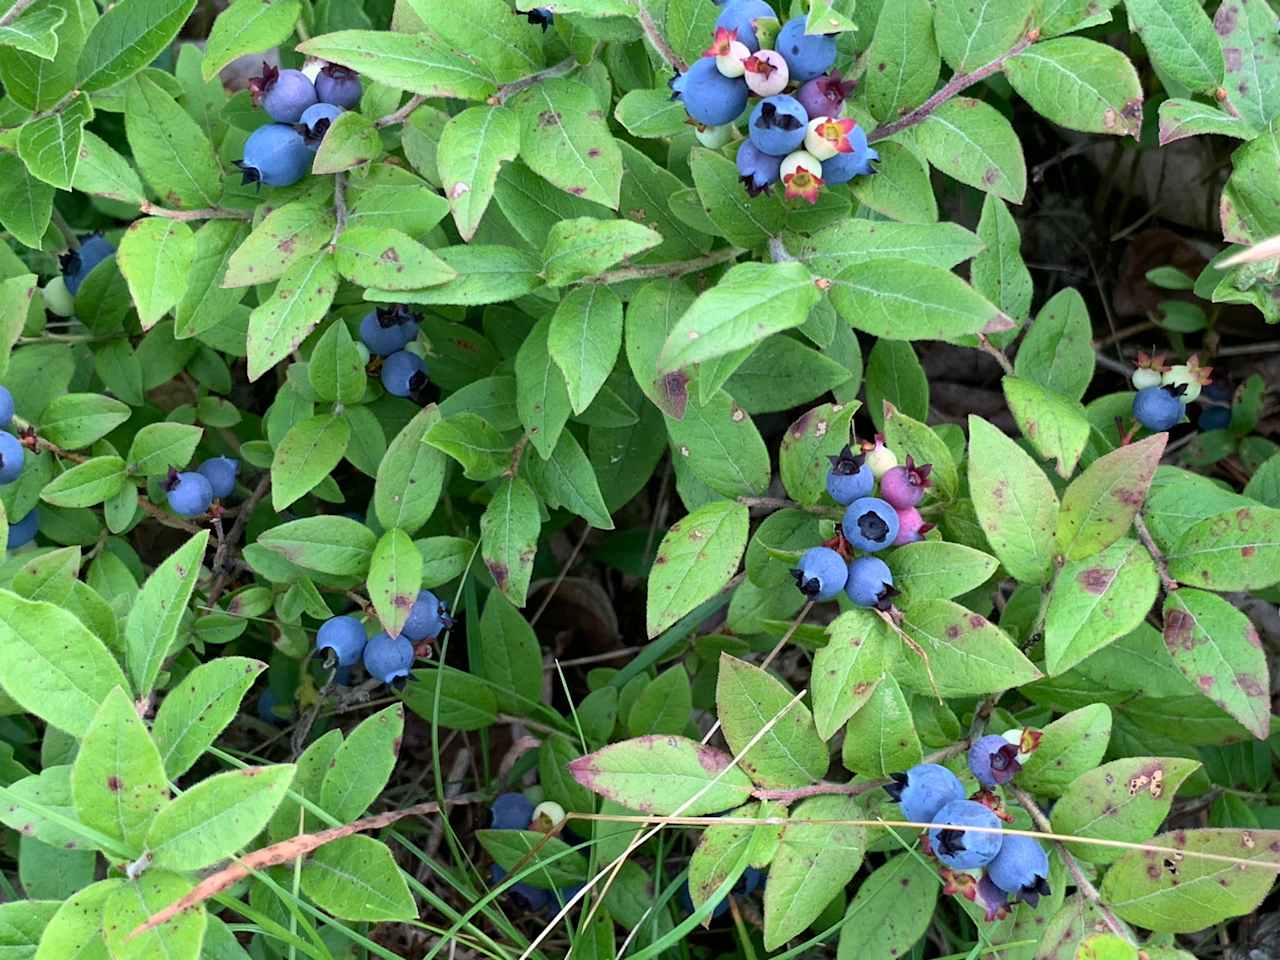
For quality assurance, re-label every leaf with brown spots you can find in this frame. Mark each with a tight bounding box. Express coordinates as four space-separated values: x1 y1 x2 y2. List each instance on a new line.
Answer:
917 97 1028 203
840 673 921 777
367 529 423 639
1213 0 1280 130
333 225 456 292
480 476 541 607
897 597 1042 696
778 400 859 507
646 499 748 637
152 657 267 779
1162 589 1270 739
1166 504 1280 591
318 705 404 822
624 278 699 419
1058 432 1166 560
1101 828 1280 933
223 200 335 289
516 78 623 209
1005 37 1144 138
1003 376 1091 478
717 653 827 788
836 852 939 959
438 105 520 242
568 735 753 816
246 251 338 382
125 530 211 697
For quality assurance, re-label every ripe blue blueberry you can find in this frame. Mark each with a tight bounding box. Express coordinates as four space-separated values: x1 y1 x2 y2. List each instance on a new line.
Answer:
826 444 874 504
675 57 749 127
61 234 116 295
795 72 855 121
968 734 1022 787
986 834 1051 906
928 800 1003 871
842 496 899 552
381 350 428 398
880 457 932 510
363 631 414 683
1199 404 1230 431
678 880 731 919
315 615 367 668
359 306 419 356
299 102 344 149
820 125 878 184
315 65 362 108
884 763 966 824
490 864 552 911
490 792 535 830
714 0 778 51
0 431 23 484
7 510 37 549
238 123 311 188
1132 385 1184 432
403 589 452 642
776 16 837 82
250 64 317 123
0 387 15 428
198 457 239 499
748 95 808 157
845 555 895 610
792 546 848 602
736 141 782 196
257 688 288 726
518 6 555 30
165 470 213 517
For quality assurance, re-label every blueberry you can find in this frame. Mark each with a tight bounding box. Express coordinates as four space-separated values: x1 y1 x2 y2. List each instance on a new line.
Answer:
737 866 762 895
165 470 213 517
928 800 1003 871
842 497 899 552
42 276 76 318
820 124 878 184
315 615 367 668
1162 359 1212 403
256 688 288 725
879 457 932 510
845 555 895 610
826 444 874 504
861 436 897 478
677 880 730 919
7 510 37 549
1199 405 1230 431
517 6 555 31
250 64 317 123
315 65 362 108
238 123 311 188
780 149 824 203
363 631 414 683
197 457 239 499
531 800 565 831
884 763 966 824
1131 367 1162 390
490 792 535 830
986 834 1051 905
792 546 848 602
968 734 1023 787
60 234 116 296
892 506 931 546
381 350 428 398
743 49 789 97
795 72 855 121
359 306 419 356
714 0 779 52
776 16 837 82
805 115 859 161
748 95 808 157
675 57 749 127
736 141 782 197
1132 385 1184 432
299 102 344 150
402 589 452 641
706 28 750 78
0 431 21 485
490 864 552 911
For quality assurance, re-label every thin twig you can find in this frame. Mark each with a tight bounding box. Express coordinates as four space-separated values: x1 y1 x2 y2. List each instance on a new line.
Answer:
0 0 39 28
530 523 591 626
767 236 795 263
328 172 348 248
977 334 1014 375
207 475 272 606
738 495 844 519
374 94 426 129
490 56 579 105
139 202 251 221
584 246 744 284
1134 513 1178 593
637 6 686 73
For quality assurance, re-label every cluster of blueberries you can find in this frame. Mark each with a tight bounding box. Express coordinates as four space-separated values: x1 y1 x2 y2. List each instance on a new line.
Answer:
357 304 430 400
238 63 363 188
45 234 117 316
1129 353 1214 433
671 1 877 201
313 588 451 684
885 733 1050 921
791 438 931 611
164 457 240 517
0 387 38 550
487 792 581 911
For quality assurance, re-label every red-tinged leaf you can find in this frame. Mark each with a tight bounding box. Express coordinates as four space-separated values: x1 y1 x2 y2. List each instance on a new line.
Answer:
1057 432 1167 560
568 735 754 816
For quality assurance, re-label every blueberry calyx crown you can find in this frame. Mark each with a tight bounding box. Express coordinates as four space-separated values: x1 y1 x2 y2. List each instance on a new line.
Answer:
59 249 82 278
869 581 899 613
984 741 1022 783
162 468 182 492
756 101 804 131
828 444 867 477
376 304 419 329
248 62 280 105
302 117 334 143
855 509 889 542
518 6 555 30
739 174 772 197
790 568 822 600
812 71 855 105
901 455 933 489
232 160 262 187
934 828 969 856
321 64 356 81
882 770 909 803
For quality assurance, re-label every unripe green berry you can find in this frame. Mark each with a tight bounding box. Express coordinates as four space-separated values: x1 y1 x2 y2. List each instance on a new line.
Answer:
531 800 565 832
1162 364 1202 402
1131 368 1161 390
865 444 897 479
43 276 75 317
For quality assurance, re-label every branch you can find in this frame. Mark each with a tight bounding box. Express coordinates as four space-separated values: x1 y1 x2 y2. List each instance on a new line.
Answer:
977 333 1014 375
637 6 686 73
750 739 980 804
584 246 744 284
737 496 843 520
1134 513 1178 593
139 202 251 221
328 172 348 248
0 0 38 28
375 94 426 129
490 56 579 106
869 31 1037 143
206 474 272 607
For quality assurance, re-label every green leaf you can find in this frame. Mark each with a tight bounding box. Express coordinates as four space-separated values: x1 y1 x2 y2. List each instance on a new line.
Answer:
1163 589 1270 739
614 88 688 138
515 316 572 459
126 422 203 477
1166 504 1280 591
627 664 692 737
39 393 130 449
307 318 365 405
247 252 339 382
145 764 295 871
0 590 128 737
863 340 927 434
125 530 209 696
687 801 756 913
1101 828 1280 933
658 261 820 373
1005 37 1144 138
438 105 520 241
17 90 91 189
763 795 866 950
516 78 623 209
918 97 1027 202
836 853 938 960
1213 1 1280 129
568 735 754 816
0 766 82 849
152 657 266 778
792 220 984 276
968 415 1060 584
883 540 1000 602
647 499 748 638
30 880 122 960
0 4 66 59
0 0 86 113
368 529 422 638
1125 0 1223 94
717 653 827 788
203 0 302 80
541 217 661 287
0 153 53 249
270 413 350 511
0 899 59 957
971 191 1033 322
850 141 938 223
312 110 383 174
665 390 770 499
547 285 623 414
319 704 403 821
402 666 499 730
1050 756 1199 863
224 201 335 288
423 411 512 482
117 217 195 330
689 146 785 248
258 516 375 577
1003 377 1091 478
933 0 1032 73
374 404 446 533
778 401 858 507
1058 432 1166 560
102 870 206 960
71 686 168 853
480 476 541 607
476 829 589 888
124 72 222 209
829 259 1008 340
78 0 196 92
404 0 544 84
617 139 711 263
811 610 894 740
525 429 613 530
297 29 496 101
301 835 416 920
840 673 920 777
475 591 542 710
175 220 248 338
1015 702 1113 797
864 0 939 121
1014 287 1094 401
1158 98 1257 144
39 456 126 508
897 598 1042 696
1044 538 1158 675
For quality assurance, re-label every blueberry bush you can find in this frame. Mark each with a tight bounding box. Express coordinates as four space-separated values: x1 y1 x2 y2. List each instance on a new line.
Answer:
0 0 1279 957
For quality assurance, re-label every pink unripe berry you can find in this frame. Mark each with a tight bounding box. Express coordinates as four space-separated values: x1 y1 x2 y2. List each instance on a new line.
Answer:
879 456 932 509
744 49 789 96
861 438 897 478
893 506 932 545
